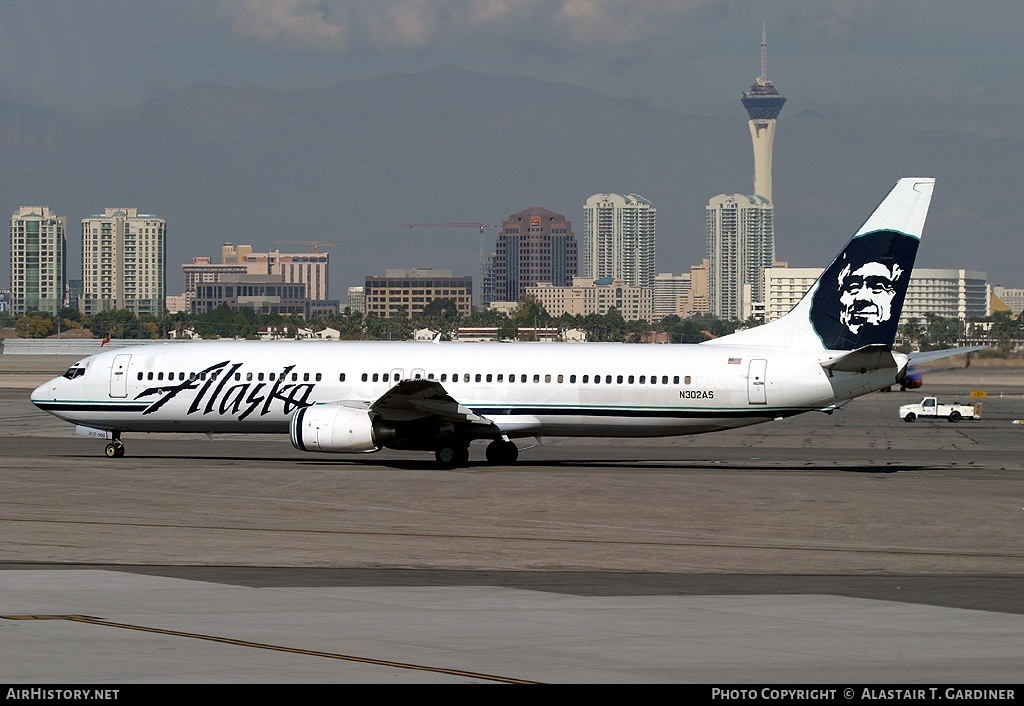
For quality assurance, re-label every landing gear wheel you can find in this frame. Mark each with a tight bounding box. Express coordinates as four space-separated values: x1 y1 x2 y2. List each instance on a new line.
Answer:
485 440 519 465
904 413 916 423
435 444 469 469
105 442 125 458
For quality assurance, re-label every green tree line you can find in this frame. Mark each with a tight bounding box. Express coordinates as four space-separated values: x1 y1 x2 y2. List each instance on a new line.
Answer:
4 303 1021 351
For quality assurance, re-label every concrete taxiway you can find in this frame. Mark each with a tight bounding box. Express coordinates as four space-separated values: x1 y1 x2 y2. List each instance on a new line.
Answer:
1 355 1023 683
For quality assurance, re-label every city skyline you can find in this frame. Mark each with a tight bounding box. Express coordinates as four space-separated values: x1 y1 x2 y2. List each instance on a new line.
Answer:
2 4 1022 302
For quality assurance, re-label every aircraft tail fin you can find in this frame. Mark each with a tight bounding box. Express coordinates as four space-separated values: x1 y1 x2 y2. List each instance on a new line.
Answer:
708 177 934 352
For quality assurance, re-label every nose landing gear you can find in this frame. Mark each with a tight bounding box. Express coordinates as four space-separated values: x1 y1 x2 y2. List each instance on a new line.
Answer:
104 433 125 458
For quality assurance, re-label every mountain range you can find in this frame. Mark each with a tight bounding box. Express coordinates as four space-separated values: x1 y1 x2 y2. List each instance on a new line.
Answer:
2 64 1021 303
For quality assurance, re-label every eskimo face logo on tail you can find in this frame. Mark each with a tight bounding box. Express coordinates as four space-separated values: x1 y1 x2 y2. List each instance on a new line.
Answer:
810 229 919 350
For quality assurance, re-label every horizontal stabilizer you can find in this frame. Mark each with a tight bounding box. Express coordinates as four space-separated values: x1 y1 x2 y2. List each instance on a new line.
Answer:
909 345 988 366
821 344 898 373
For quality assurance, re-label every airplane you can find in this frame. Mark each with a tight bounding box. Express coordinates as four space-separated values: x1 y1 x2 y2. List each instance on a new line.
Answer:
882 348 981 392
31 177 967 468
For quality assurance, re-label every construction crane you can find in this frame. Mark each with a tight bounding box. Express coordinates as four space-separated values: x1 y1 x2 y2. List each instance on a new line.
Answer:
274 240 341 253
398 223 501 302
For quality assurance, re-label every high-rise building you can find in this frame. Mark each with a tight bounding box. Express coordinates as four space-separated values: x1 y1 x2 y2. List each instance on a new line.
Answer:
364 268 472 319
652 272 692 321
222 243 330 302
182 257 248 298
582 194 656 288
9 206 67 317
706 194 775 321
764 265 990 325
524 277 653 322
491 207 577 304
346 286 366 314
80 208 166 317
191 274 309 317
741 23 786 201
993 285 1024 317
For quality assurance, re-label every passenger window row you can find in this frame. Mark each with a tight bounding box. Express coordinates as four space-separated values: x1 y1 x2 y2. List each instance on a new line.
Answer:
136 371 323 383
356 372 691 385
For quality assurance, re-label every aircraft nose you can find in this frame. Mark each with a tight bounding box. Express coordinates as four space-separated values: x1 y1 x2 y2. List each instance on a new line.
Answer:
31 378 57 406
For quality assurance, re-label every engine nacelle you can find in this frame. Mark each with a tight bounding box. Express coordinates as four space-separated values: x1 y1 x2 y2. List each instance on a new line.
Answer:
290 404 380 453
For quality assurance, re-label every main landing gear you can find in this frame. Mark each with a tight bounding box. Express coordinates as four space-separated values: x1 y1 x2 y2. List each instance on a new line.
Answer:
485 439 519 465
433 438 519 469
434 443 470 469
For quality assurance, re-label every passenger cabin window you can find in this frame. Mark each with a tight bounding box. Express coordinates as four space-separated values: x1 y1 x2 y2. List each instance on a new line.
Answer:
361 373 368 382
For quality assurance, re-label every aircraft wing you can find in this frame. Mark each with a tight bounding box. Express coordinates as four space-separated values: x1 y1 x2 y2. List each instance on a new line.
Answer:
369 378 499 430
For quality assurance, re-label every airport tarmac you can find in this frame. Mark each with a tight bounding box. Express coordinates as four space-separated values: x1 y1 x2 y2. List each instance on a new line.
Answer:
1 354 1023 684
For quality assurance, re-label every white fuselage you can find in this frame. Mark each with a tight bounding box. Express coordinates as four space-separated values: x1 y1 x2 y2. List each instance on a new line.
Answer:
31 339 901 439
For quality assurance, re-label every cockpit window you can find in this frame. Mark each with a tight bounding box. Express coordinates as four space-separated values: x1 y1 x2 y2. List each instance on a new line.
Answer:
62 366 86 380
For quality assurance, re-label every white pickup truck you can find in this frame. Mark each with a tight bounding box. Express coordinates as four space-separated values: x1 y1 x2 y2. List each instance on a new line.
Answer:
899 396 981 423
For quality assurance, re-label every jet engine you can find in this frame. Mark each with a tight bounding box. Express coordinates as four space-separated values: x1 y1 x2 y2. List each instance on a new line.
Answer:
290 404 380 453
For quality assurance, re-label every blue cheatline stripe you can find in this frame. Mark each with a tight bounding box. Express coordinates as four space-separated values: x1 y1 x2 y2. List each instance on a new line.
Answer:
470 406 809 420
33 401 150 413
34 401 812 420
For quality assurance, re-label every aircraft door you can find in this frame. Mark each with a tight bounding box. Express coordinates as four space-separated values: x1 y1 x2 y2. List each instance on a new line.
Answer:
411 368 425 380
747 359 767 405
109 354 132 398
390 368 405 383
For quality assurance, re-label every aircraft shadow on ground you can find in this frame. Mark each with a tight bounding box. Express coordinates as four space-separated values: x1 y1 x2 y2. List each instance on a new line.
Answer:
65 453 930 473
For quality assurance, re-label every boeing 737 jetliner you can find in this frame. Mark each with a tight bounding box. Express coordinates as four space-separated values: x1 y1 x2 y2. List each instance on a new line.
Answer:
32 178 962 468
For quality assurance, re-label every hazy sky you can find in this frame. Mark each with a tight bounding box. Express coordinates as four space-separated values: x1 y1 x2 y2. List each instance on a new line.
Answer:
2 0 1023 138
